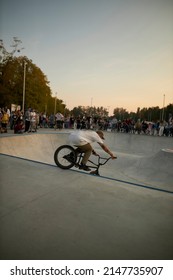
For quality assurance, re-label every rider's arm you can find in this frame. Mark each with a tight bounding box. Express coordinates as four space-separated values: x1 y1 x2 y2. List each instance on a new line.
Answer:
98 143 117 159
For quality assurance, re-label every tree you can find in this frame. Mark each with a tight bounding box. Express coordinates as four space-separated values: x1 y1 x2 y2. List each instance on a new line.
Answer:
71 106 84 118
165 103 173 122
111 105 173 122
0 56 50 111
0 55 66 114
71 105 109 119
0 37 66 115
0 37 24 63
113 107 129 120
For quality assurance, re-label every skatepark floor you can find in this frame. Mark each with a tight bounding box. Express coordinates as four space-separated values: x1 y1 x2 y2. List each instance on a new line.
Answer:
0 128 173 260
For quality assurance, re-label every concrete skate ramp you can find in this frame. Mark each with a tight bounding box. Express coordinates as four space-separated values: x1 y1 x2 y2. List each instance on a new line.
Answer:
0 133 67 165
0 132 173 193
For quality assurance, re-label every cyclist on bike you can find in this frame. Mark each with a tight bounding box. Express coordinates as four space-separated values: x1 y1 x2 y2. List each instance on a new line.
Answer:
68 130 117 171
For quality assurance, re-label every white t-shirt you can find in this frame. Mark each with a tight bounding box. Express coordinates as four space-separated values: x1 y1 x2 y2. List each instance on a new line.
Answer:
56 113 64 120
68 130 104 146
30 111 37 122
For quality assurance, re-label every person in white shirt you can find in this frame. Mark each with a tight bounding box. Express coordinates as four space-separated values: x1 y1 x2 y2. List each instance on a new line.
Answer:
55 112 64 129
68 130 116 171
28 109 37 132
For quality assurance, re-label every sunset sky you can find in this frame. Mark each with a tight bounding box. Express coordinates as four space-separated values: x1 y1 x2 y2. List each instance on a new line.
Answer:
1 0 173 114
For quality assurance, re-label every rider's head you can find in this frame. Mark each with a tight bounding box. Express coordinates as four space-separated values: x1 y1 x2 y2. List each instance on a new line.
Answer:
96 130 105 140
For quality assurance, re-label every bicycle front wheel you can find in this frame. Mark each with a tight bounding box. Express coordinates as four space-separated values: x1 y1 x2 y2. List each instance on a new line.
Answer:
54 145 77 169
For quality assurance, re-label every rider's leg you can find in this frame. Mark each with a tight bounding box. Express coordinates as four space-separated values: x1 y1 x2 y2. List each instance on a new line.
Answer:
75 147 82 154
76 143 92 165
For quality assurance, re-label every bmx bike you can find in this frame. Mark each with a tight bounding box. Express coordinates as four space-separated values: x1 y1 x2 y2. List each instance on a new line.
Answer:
54 144 112 176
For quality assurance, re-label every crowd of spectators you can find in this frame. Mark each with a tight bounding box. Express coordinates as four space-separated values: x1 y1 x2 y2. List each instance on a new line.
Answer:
0 106 172 137
108 117 173 137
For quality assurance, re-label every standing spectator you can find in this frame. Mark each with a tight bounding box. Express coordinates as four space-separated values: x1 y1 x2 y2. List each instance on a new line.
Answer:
148 122 154 135
81 117 86 129
7 108 11 119
55 112 64 129
10 110 17 130
24 108 31 132
76 117 81 129
141 121 148 134
28 109 37 132
135 119 142 134
159 121 165 136
64 116 70 128
49 113 54 128
1 108 9 133
69 116 74 129
42 112 47 128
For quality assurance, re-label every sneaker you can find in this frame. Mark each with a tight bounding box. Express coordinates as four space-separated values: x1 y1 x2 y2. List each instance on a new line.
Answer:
79 164 91 171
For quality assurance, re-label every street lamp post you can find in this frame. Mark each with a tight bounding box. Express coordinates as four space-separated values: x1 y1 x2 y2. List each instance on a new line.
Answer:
162 94 165 121
54 92 57 115
22 61 27 113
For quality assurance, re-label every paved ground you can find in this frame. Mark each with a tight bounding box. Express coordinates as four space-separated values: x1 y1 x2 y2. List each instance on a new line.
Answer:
0 129 173 260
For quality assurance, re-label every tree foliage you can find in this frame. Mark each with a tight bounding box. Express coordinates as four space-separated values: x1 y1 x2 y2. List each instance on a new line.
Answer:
113 104 173 122
71 106 109 119
0 55 65 114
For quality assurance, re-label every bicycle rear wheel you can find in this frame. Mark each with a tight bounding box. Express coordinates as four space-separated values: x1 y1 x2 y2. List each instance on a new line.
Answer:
54 145 77 169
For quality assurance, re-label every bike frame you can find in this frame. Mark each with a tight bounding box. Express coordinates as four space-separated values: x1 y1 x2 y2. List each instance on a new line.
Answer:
76 152 111 175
